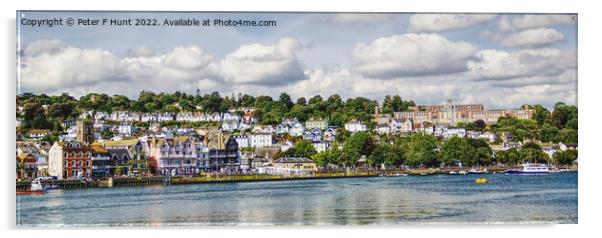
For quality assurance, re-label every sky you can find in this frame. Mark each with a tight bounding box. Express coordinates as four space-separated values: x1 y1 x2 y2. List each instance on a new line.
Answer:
17 12 577 109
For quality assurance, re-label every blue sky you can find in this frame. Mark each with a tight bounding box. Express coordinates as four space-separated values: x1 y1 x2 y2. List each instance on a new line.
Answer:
17 12 577 109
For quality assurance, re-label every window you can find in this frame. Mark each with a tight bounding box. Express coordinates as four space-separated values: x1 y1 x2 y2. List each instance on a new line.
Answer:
64 161 67 167
64 152 68 157
86 161 91 167
79 152 83 157
72 161 76 167
86 152 91 157
72 152 76 157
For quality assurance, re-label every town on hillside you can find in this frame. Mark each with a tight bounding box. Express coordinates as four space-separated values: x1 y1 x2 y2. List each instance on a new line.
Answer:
15 92 578 181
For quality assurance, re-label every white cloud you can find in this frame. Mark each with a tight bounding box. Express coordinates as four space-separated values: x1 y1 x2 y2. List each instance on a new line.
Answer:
509 14 575 31
408 14 497 32
467 48 575 80
499 28 565 48
20 43 124 92
219 38 305 85
23 39 64 56
163 46 213 71
20 40 222 94
352 33 478 78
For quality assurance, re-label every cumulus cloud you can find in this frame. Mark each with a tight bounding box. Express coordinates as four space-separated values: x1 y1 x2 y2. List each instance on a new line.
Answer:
408 14 497 32
20 43 124 92
20 40 221 94
507 14 576 31
23 39 65 56
351 33 478 78
163 46 213 71
499 28 565 48
467 48 575 80
219 38 305 85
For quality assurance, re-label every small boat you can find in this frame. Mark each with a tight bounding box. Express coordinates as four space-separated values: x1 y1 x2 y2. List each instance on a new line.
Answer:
458 170 467 175
449 171 458 175
475 177 489 184
467 168 488 174
16 179 47 195
505 163 550 175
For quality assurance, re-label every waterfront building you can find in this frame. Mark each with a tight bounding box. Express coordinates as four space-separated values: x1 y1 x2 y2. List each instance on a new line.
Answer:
268 157 317 175
94 139 149 176
195 140 210 171
107 148 130 176
16 153 38 180
91 145 112 178
206 133 240 172
48 141 93 179
150 136 197 176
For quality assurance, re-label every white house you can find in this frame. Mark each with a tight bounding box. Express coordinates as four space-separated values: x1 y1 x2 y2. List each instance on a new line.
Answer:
233 135 250 148
249 133 273 148
118 124 137 136
344 120 367 133
222 119 240 131
312 141 330 153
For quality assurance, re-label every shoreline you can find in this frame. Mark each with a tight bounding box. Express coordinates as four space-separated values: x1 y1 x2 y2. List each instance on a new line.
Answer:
16 167 578 192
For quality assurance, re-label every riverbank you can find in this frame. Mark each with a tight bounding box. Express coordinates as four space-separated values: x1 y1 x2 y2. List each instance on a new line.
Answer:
16 166 578 191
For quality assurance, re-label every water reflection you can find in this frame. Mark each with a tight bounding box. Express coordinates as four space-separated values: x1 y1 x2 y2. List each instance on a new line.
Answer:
16 173 578 226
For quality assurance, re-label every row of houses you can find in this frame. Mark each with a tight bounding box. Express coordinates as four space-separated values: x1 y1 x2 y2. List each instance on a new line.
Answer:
88 111 247 123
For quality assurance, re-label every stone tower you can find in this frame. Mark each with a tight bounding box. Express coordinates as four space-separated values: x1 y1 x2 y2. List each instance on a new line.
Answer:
76 119 94 144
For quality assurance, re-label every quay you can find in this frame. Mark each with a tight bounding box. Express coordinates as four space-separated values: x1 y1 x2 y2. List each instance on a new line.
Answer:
15 166 578 191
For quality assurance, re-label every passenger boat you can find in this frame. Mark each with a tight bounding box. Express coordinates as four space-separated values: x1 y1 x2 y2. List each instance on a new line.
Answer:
505 163 550 175
16 179 47 195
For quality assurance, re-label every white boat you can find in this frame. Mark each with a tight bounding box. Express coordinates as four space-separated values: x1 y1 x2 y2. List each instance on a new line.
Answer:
505 163 550 175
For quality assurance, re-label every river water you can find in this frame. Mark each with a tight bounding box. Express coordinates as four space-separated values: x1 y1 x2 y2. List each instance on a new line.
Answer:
16 173 577 226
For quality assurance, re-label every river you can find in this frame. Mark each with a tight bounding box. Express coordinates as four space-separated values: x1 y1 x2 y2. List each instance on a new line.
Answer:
16 172 577 226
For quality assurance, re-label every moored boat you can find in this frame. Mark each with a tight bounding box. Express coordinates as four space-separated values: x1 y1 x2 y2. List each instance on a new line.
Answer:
467 168 488 174
505 163 550 175
16 179 47 195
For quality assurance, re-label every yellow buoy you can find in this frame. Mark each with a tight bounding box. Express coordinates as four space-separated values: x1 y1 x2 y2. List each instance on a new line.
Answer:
475 177 489 184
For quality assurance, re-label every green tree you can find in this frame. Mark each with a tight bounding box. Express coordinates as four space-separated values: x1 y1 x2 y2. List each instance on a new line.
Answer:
539 123 560 143
552 149 578 165
279 93 294 110
519 141 549 164
440 136 472 166
404 133 438 166
342 131 375 166
533 104 551 126
281 139 317 158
